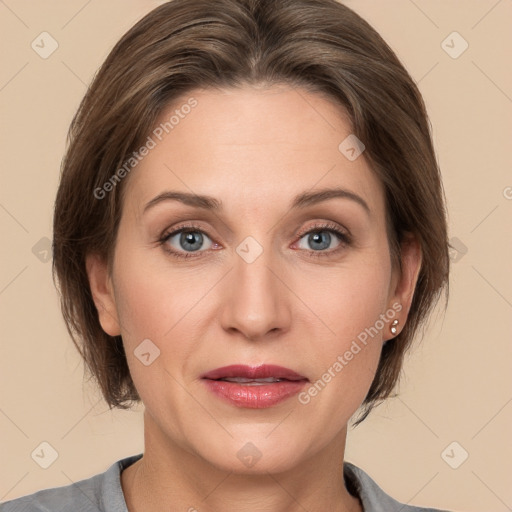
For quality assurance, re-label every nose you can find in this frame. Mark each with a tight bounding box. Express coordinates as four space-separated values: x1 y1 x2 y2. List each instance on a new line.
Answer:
219 246 291 341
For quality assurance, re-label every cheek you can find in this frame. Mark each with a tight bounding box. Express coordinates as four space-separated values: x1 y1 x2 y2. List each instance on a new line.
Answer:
294 255 391 407
112 244 199 341
111 255 194 410
301 256 391 342
110 246 218 392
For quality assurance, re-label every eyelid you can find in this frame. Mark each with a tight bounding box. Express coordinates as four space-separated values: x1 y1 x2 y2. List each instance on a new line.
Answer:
159 221 211 241
158 220 351 259
295 221 351 242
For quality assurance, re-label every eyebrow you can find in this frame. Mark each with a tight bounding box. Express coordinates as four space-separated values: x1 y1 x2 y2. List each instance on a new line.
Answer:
143 187 370 215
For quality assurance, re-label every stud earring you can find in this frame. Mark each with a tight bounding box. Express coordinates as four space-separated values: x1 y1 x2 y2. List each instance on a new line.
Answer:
390 319 399 335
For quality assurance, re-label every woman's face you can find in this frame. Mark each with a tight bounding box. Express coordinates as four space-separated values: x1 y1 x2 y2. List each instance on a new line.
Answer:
89 84 419 473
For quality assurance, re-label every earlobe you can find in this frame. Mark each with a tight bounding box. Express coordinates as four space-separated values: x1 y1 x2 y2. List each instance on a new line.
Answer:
85 253 121 337
386 233 422 339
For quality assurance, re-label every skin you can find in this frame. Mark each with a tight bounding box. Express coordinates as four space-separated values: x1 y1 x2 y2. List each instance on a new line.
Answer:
87 84 422 512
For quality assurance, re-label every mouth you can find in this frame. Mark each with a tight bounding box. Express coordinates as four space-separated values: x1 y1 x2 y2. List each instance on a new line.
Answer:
200 364 309 408
212 377 292 385
200 364 308 382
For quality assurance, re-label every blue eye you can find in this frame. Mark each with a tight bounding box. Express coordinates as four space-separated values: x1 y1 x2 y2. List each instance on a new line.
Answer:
294 223 351 258
159 221 351 260
160 225 214 259
298 230 340 251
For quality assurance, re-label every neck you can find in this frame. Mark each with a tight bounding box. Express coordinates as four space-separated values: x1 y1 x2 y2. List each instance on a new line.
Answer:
121 412 362 512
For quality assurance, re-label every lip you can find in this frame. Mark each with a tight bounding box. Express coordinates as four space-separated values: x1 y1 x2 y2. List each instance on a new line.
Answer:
200 364 309 409
200 364 307 381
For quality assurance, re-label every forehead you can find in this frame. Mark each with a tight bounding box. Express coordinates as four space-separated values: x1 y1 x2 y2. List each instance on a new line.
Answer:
122 84 385 219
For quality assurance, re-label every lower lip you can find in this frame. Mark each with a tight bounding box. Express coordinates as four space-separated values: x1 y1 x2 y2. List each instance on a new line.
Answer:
202 379 308 408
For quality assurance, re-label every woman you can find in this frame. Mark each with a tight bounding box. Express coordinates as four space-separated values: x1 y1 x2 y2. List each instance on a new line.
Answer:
1 0 451 510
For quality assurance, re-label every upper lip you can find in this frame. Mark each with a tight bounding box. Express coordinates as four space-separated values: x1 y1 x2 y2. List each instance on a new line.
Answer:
200 364 308 381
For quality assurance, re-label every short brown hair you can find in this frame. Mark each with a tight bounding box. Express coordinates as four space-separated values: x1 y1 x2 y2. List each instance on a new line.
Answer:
52 0 449 424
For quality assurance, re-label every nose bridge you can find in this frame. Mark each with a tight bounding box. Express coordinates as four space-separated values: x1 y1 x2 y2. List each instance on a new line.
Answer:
220 239 290 340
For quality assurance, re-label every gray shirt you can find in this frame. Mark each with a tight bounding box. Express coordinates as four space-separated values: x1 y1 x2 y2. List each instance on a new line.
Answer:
0 453 451 511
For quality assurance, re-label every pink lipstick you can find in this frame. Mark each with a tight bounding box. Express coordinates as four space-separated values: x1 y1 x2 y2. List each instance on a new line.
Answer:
200 364 308 408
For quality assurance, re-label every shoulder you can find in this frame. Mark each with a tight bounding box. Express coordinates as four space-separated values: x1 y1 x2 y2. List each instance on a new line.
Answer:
0 454 143 512
0 473 104 512
343 462 452 512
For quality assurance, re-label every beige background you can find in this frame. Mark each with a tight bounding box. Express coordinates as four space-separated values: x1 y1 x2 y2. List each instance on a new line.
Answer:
1 1 511 511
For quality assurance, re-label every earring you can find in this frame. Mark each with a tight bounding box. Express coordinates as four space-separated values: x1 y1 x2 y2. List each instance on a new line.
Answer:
390 319 399 335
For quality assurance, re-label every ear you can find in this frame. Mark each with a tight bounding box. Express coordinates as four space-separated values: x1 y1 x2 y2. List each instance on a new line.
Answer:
85 253 121 337
384 233 422 341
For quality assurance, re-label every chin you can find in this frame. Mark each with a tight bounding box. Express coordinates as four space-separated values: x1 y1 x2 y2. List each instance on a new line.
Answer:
191 430 310 475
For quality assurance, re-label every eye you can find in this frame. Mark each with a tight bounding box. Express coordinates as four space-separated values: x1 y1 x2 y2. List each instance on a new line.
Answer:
159 223 215 259
159 221 351 260
295 222 351 256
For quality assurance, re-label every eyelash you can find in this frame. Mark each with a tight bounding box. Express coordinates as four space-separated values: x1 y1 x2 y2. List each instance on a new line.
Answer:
158 221 352 260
